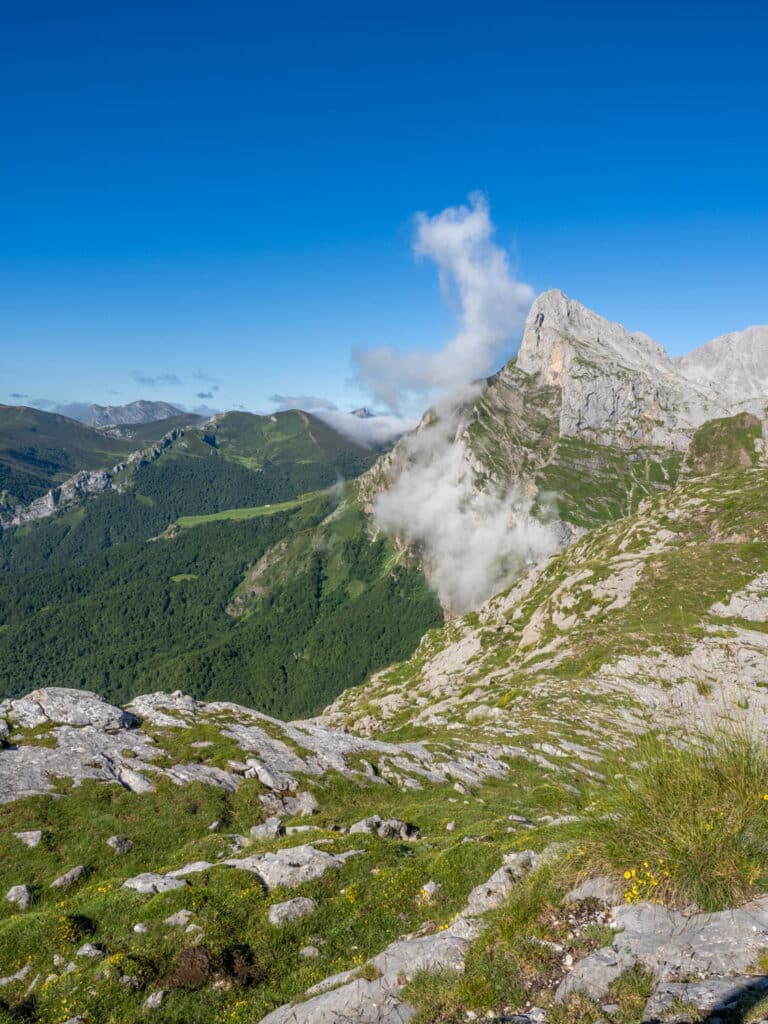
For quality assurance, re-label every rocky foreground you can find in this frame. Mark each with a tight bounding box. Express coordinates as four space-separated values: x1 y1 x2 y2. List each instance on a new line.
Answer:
2 687 768 1023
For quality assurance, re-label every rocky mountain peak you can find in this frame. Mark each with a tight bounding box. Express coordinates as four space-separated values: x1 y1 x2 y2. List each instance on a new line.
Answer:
517 289 672 384
511 290 736 449
676 323 768 405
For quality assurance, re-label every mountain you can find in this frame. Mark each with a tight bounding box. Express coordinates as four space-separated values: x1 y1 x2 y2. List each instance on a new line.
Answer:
3 294 768 1024
1 410 767 1022
0 404 143 507
676 323 768 404
85 399 185 427
357 291 768 615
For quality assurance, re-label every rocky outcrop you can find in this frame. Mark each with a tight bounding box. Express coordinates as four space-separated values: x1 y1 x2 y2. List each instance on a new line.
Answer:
558 896 768 1021
223 845 364 889
0 687 509 807
0 428 187 529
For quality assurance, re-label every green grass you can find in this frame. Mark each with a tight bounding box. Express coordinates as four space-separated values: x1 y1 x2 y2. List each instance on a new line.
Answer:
174 493 319 528
583 728 768 911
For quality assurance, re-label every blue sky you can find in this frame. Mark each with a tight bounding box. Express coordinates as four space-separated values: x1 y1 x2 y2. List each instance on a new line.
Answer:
2 1 766 417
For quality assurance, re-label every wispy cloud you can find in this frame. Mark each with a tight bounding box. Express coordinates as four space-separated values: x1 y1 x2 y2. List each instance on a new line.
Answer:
10 392 28 399
271 394 338 412
132 371 182 388
196 391 214 399
354 193 533 410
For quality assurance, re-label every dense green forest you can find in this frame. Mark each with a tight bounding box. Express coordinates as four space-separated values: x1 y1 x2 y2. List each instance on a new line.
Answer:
0 407 442 718
0 494 441 717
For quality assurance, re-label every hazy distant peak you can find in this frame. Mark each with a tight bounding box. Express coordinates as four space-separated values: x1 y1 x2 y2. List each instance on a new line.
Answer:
676 324 768 404
86 400 183 427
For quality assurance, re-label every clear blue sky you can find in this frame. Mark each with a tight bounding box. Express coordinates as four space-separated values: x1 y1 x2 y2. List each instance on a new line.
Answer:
2 0 767 415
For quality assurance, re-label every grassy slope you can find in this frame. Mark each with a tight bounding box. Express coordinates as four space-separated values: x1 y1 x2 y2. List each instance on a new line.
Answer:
174 494 317 528
464 362 683 530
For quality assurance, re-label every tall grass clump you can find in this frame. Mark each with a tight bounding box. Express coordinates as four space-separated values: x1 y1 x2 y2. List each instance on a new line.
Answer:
585 728 768 911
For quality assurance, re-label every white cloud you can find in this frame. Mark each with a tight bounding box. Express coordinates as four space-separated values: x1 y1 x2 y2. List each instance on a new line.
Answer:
373 393 560 612
354 193 534 410
270 394 414 447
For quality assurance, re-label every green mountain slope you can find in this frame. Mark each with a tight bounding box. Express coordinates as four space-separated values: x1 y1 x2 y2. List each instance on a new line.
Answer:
0 407 439 717
0 405 136 504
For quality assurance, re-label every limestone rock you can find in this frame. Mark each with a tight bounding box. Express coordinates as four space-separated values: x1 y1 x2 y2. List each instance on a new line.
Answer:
558 895 768 1003
250 816 286 840
5 884 33 910
166 861 213 878
122 873 188 895
565 876 622 905
143 990 165 1010
164 909 193 927
106 835 133 854
349 816 420 840
0 688 134 731
14 830 43 848
76 943 103 958
268 897 318 926
0 963 31 987
224 844 363 890
644 975 768 1021
50 865 85 890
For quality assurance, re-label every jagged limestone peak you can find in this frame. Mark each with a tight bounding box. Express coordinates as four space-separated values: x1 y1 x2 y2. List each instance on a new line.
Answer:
517 288 672 382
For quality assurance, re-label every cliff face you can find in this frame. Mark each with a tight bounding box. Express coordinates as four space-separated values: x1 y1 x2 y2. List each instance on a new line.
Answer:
515 289 735 449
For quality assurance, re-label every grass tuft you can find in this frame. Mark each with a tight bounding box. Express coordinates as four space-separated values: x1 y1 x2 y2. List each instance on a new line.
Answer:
584 728 768 911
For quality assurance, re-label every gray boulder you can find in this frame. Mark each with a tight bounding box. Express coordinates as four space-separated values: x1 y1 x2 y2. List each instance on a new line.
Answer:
164 909 193 927
225 844 363 890
76 943 103 958
5 885 33 910
14 830 43 849
250 816 286 840
122 873 188 895
106 835 133 854
268 897 318 926
259 791 319 818
0 688 134 731
50 865 85 890
349 815 420 840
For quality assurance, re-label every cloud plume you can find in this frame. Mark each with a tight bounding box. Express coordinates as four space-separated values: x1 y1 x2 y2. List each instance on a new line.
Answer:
357 195 558 611
373 396 561 612
354 193 534 410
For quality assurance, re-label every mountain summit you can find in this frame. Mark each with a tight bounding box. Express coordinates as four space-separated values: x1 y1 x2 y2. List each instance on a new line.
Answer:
85 399 184 427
